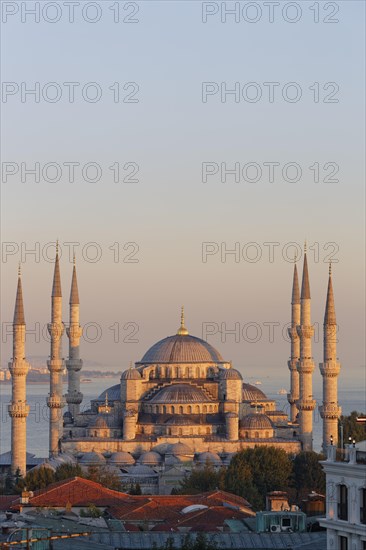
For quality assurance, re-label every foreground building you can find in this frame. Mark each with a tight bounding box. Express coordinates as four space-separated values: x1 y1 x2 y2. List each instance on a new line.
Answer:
320 441 366 550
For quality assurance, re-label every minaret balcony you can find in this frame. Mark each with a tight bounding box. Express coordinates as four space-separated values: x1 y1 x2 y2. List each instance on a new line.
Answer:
66 325 82 341
319 362 341 377
287 327 299 340
319 403 341 419
8 402 30 417
47 395 66 408
65 359 83 371
287 359 298 371
47 359 65 373
66 391 83 405
297 360 315 374
8 362 29 376
296 325 314 339
47 322 64 339
297 399 316 411
287 393 299 405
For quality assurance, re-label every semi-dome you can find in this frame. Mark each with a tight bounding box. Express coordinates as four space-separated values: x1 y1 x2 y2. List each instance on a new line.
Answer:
138 451 162 465
150 384 210 404
109 452 135 465
79 451 106 465
121 367 141 380
126 464 158 476
219 368 242 380
240 413 273 430
139 334 223 364
242 383 268 401
98 384 120 401
197 451 222 465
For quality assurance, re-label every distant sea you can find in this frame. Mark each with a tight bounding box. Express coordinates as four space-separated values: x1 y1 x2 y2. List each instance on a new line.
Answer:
0 377 365 458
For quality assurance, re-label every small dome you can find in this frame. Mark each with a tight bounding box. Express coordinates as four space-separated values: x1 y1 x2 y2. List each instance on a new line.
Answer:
98 384 120 401
126 464 158 476
168 442 193 456
139 334 223 363
222 453 235 465
219 368 243 380
121 367 141 380
197 452 222 465
242 383 267 401
150 384 210 404
89 413 118 429
138 451 162 465
240 413 273 430
79 451 106 465
109 452 135 466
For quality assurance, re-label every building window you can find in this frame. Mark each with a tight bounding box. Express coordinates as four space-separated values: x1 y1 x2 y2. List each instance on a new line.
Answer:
338 484 348 520
171 406 175 414
206 427 210 434
179 406 183 414
195 405 200 414
203 405 207 413
361 488 366 525
163 406 167 414
188 406 192 414
178 428 182 436
339 536 348 550
255 431 259 439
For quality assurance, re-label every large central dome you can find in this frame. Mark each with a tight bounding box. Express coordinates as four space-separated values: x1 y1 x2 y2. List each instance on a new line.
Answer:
139 334 224 364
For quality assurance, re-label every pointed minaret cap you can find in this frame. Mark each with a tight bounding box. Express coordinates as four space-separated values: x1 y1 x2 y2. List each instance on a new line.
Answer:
301 244 311 300
14 263 25 325
52 241 62 298
69 255 79 305
177 306 188 336
324 262 336 325
291 259 300 305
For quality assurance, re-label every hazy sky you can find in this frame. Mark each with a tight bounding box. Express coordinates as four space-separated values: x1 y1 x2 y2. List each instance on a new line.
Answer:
1 1 365 392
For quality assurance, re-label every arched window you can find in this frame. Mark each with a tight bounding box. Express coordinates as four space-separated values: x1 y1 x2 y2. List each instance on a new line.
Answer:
171 406 175 414
149 370 154 380
179 406 183 414
195 405 200 414
255 431 259 439
206 427 210 434
338 484 348 520
155 406 159 414
209 405 213 413
178 428 183 436
293 430 297 437
163 405 167 414
188 406 192 414
167 428 171 435
245 431 249 438
94 431 97 437
265 431 269 438
203 405 207 413
196 367 200 378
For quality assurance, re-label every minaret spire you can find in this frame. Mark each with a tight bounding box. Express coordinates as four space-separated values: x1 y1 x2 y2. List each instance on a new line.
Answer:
296 244 316 451
177 306 188 336
287 258 300 422
8 266 30 475
47 243 66 457
319 263 341 452
66 255 83 423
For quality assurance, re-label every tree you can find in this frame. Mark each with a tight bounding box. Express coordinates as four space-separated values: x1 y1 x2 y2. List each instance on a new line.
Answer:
54 463 83 481
174 462 226 495
225 447 293 510
292 451 325 502
86 465 122 491
339 411 366 445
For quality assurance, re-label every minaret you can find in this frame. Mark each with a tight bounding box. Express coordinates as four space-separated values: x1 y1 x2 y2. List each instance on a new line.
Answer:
319 263 341 453
8 265 30 476
65 256 83 420
47 243 66 457
287 259 300 422
296 245 316 451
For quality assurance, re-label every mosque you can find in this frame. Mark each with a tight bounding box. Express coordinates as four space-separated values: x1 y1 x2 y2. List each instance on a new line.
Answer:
7 245 341 493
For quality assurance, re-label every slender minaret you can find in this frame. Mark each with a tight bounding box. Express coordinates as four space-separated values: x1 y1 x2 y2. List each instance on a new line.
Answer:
8 266 30 476
296 245 316 451
287 259 300 422
66 256 83 420
319 263 341 453
47 243 65 457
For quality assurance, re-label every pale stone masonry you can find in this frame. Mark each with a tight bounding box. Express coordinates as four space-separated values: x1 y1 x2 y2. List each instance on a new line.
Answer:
66 258 83 420
8 267 30 475
296 249 316 451
47 247 66 458
287 262 300 423
319 264 341 452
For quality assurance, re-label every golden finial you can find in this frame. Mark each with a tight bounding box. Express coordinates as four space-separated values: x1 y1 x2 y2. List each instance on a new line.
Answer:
18 262 21 277
329 260 332 276
177 306 188 336
304 240 307 254
73 253 76 266
294 252 297 263
56 239 59 256
105 391 109 408
129 360 133 369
